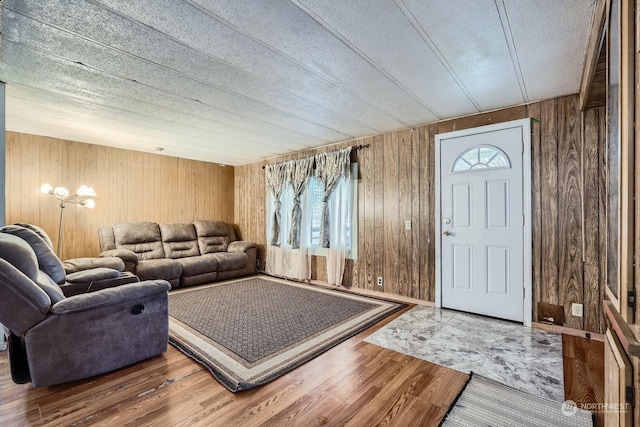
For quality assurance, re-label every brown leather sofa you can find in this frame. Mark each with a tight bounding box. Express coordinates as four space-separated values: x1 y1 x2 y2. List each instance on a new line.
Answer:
98 221 256 288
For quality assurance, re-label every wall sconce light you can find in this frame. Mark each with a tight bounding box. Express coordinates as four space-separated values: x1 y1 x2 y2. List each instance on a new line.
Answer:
41 183 97 256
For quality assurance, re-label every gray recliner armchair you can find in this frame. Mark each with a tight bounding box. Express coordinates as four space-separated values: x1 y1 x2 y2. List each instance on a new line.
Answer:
3 224 139 296
0 231 171 387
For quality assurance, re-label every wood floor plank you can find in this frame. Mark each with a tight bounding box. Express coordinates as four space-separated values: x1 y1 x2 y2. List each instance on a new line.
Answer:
0 309 604 427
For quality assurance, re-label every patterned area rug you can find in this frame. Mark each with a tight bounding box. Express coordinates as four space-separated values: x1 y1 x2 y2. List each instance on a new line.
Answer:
168 276 405 392
440 372 593 427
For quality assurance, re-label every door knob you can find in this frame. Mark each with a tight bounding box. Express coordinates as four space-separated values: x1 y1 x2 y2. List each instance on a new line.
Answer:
443 230 451 236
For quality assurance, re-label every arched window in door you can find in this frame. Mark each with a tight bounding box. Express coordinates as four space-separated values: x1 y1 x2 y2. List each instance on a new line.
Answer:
451 145 511 173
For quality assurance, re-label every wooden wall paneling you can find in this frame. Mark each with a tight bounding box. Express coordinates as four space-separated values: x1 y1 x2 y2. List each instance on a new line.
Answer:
82 143 99 254
114 147 127 223
409 128 421 299
434 105 528 135
161 157 182 222
22 135 40 228
528 102 543 322
93 145 111 233
636 0 640 325
139 151 153 222
423 125 436 301
558 96 584 330
584 108 604 333
599 106 609 325
61 139 80 260
5 132 22 225
233 164 244 237
6 132 235 259
618 0 636 322
383 132 399 295
362 137 375 290
540 99 560 305
38 135 64 248
398 129 412 297
416 126 429 300
373 135 385 292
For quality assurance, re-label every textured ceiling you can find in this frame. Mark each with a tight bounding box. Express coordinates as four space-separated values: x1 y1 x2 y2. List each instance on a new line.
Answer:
0 0 596 165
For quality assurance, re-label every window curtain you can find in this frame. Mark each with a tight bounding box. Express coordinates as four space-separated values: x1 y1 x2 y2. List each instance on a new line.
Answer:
265 163 287 246
315 147 352 286
315 147 352 248
265 160 313 281
287 157 314 249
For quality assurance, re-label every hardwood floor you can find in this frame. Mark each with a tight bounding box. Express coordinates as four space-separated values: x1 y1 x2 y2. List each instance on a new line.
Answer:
0 310 604 426
562 334 605 427
0 306 468 426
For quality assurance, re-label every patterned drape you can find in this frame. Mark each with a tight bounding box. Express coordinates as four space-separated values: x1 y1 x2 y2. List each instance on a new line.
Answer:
315 147 352 248
287 157 314 249
265 162 287 246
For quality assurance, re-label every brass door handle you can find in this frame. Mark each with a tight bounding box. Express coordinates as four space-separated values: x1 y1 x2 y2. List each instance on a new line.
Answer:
443 230 451 236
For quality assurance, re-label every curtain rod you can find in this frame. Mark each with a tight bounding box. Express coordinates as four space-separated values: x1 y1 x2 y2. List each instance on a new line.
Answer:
261 144 369 169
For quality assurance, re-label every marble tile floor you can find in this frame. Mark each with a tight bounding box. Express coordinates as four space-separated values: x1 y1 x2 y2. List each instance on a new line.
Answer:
365 305 565 402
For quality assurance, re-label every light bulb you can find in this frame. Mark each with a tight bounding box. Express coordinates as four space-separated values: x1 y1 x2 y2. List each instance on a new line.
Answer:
40 183 53 194
76 185 97 197
53 187 69 198
81 199 96 209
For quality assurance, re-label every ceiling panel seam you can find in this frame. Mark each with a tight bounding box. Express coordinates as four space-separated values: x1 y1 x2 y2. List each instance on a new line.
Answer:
288 0 443 120
393 0 481 113
2 4 362 141
2 49 322 151
182 0 413 127
85 0 404 130
6 114 253 164
6 90 294 156
6 89 296 160
494 0 529 103
2 40 339 146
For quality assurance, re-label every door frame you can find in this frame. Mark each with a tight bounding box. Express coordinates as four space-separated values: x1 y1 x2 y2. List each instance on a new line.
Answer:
434 118 532 326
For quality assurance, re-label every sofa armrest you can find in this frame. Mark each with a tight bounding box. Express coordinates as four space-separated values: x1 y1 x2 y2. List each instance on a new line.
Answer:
228 240 256 253
65 267 121 284
100 249 138 264
50 280 170 315
0 259 50 335
100 249 139 273
63 257 125 274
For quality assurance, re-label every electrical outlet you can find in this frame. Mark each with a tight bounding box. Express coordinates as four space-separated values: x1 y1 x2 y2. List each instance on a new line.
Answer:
377 276 383 287
405 220 412 230
571 303 583 317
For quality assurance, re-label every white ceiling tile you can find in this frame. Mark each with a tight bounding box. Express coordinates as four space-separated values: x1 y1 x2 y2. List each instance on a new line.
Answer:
0 0 596 165
503 0 595 102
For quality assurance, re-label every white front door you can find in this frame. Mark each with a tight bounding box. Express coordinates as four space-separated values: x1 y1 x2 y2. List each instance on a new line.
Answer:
436 119 531 323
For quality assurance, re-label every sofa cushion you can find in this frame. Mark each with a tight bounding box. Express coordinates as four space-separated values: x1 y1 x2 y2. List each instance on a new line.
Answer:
0 225 66 284
193 221 232 254
176 255 218 277
159 223 200 259
135 258 182 282
113 222 165 260
209 252 248 272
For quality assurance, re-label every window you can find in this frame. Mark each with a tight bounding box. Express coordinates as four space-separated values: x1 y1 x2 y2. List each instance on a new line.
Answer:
309 178 324 246
452 145 510 173
265 163 358 258
307 163 358 257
